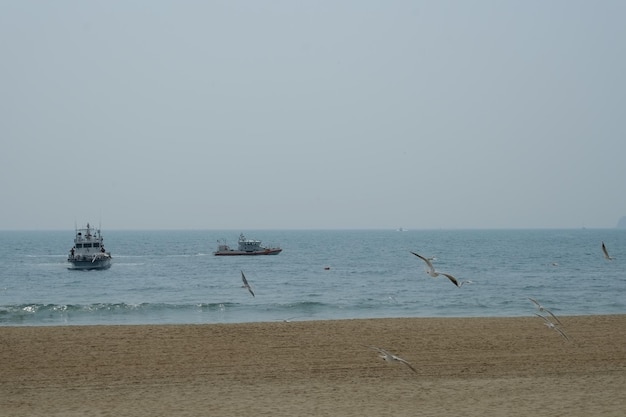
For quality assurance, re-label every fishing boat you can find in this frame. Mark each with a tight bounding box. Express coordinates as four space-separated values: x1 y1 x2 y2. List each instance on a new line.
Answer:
214 233 282 256
67 223 112 270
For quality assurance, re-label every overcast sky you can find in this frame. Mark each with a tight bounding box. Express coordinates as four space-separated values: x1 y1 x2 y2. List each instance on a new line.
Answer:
1 1 625 230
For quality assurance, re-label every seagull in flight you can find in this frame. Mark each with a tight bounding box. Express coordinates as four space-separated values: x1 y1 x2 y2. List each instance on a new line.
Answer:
410 251 467 287
367 346 417 374
528 297 561 325
240 270 255 297
535 313 569 341
602 242 614 260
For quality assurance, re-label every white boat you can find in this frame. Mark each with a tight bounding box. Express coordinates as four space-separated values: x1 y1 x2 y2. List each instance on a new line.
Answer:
67 223 112 270
214 233 282 256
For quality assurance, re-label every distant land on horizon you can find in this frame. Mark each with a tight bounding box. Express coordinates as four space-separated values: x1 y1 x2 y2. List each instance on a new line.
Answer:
617 216 626 229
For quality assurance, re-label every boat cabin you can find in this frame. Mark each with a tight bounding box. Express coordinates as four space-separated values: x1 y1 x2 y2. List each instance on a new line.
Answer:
238 234 264 252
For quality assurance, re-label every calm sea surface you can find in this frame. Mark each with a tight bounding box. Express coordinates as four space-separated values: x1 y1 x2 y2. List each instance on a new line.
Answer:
1 229 624 326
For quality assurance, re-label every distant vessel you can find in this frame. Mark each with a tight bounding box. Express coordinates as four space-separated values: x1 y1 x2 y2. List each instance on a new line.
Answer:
67 223 112 270
214 233 282 256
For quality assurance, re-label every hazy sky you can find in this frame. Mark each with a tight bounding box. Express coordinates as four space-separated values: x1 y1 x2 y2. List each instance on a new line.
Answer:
2 1 625 230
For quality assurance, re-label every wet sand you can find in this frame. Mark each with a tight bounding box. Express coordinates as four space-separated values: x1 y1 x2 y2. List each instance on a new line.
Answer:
1 315 625 416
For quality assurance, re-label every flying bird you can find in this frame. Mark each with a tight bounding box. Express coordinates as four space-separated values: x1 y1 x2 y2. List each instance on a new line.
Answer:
240 270 255 297
410 251 464 287
602 242 614 260
535 313 569 341
367 346 417 374
528 297 561 325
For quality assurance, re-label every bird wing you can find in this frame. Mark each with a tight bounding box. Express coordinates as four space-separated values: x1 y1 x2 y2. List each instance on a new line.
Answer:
394 356 418 373
528 297 541 308
410 251 435 272
535 313 553 325
368 346 396 362
241 271 255 297
553 326 570 341
440 273 459 287
367 345 387 355
543 307 562 325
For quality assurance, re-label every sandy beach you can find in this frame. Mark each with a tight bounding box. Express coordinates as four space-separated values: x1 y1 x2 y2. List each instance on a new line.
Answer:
1 315 625 416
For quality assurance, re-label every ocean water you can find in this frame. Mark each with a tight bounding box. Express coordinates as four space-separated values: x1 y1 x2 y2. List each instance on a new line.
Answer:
1 229 624 326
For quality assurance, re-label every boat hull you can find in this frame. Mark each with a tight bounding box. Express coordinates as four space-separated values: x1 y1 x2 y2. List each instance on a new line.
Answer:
68 258 112 270
214 248 282 256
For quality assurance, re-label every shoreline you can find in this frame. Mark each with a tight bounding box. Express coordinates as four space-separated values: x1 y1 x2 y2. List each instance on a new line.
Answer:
2 315 625 416
5 310 626 328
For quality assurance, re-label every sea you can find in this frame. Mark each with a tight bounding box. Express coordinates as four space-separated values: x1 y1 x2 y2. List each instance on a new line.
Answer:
1 229 624 326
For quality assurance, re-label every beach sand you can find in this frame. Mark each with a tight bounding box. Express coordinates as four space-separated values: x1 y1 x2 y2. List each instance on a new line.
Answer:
1 315 625 416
